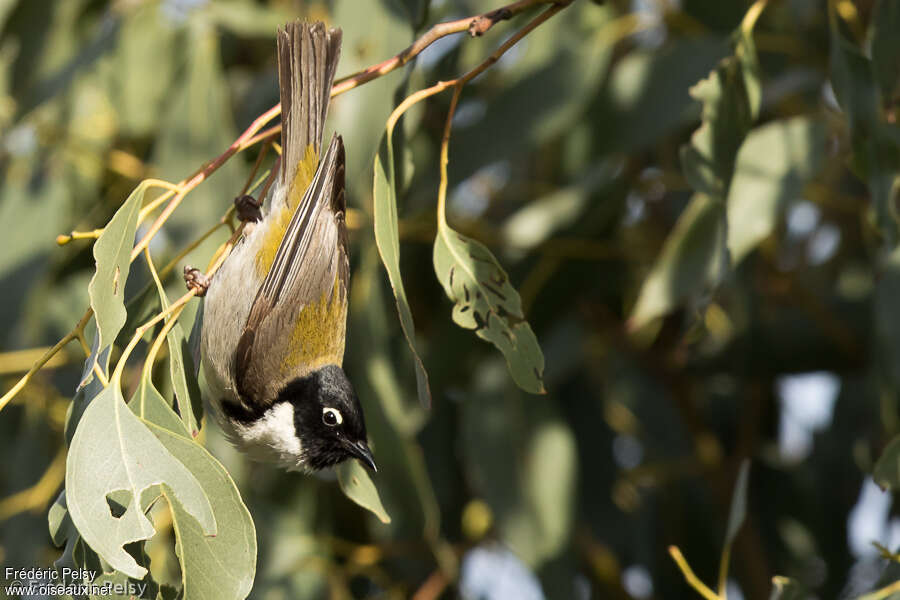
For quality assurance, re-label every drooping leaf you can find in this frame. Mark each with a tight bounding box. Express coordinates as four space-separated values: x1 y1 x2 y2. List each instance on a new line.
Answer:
336 460 391 524
203 0 291 38
727 117 826 262
130 373 192 439
724 459 750 545
87 180 149 373
66 382 215 578
147 421 256 600
373 132 432 408
145 264 202 437
874 433 900 491
871 0 900 101
433 225 545 394
680 25 759 198
829 8 900 246
630 17 763 329
111 4 178 137
629 193 726 329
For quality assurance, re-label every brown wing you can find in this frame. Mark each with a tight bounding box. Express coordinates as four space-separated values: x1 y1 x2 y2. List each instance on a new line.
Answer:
235 135 348 406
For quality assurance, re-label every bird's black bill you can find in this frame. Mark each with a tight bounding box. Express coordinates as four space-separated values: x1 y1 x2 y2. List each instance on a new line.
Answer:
344 439 377 472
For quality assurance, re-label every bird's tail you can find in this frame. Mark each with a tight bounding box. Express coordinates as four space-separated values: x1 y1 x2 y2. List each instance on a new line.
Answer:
276 21 342 192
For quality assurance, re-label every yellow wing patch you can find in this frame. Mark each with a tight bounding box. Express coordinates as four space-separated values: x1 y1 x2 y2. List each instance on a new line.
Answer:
280 275 347 376
254 144 320 277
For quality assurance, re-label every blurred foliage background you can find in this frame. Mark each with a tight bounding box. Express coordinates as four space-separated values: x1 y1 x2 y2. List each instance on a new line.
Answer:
2 0 900 598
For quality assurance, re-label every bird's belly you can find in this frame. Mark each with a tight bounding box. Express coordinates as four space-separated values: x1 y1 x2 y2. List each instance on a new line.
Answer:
200 223 268 413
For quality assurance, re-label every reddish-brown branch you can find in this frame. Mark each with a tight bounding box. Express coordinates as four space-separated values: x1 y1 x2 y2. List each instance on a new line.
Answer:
330 0 561 96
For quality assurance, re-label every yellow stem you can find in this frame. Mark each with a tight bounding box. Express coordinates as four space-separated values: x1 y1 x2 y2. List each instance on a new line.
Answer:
669 546 720 600
856 580 900 600
0 310 92 413
0 347 69 375
0 447 67 521
717 544 731 598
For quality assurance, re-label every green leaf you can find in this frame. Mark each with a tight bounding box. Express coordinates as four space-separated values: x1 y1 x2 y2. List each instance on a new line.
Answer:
66 382 215 578
147 421 256 600
202 0 291 38
433 225 546 394
336 460 391 524
373 132 432 408
680 34 758 198
829 8 900 245
872 0 900 100
727 117 826 262
629 193 726 329
111 4 178 137
724 459 750 545
167 321 203 437
130 373 192 439
631 20 763 329
519 421 577 566
87 180 149 373
874 433 900 491
145 263 202 437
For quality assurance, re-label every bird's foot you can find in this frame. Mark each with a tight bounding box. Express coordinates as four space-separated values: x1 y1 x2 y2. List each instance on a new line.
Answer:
183 266 210 297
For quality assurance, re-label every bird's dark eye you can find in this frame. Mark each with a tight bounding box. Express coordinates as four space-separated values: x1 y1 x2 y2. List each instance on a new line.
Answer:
322 407 343 426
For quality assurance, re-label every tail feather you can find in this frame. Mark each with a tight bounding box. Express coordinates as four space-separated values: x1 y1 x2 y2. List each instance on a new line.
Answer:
276 21 342 188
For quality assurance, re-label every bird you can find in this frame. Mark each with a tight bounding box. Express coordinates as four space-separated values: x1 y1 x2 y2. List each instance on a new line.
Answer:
187 20 375 473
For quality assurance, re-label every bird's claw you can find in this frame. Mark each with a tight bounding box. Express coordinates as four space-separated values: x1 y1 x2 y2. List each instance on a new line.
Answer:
183 266 210 297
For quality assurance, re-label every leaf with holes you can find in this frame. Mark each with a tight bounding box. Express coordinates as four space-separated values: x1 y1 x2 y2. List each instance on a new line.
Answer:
147 421 256 600
433 224 545 394
87 180 150 374
66 382 215 578
373 131 432 408
337 460 391 524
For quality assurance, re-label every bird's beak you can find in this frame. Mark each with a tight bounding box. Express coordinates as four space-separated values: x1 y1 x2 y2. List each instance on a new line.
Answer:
344 439 377 472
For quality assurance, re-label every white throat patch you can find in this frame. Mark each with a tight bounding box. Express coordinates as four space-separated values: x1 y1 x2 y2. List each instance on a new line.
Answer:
230 402 304 466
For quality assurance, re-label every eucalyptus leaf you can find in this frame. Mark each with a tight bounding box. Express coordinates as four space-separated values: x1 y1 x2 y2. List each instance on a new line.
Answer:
112 4 178 137
147 421 256 600
629 194 725 329
336 460 391 524
130 373 191 439
829 10 900 245
727 117 825 262
872 0 900 100
724 459 750 545
373 133 432 408
874 434 900 491
66 383 215 578
433 225 545 394
680 25 759 198
145 264 202 437
87 180 149 373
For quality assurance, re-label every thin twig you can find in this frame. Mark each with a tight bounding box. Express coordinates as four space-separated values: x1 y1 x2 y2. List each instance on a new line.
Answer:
0 310 92 412
330 0 561 96
856 580 900 600
669 546 720 600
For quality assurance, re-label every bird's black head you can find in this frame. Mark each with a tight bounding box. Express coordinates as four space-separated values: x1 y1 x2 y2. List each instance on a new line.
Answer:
277 364 376 472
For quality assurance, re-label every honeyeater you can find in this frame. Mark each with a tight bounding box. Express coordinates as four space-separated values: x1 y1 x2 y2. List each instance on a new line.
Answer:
192 21 375 472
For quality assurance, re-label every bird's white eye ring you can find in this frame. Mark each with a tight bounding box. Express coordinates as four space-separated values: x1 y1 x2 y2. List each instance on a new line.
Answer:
322 407 343 426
